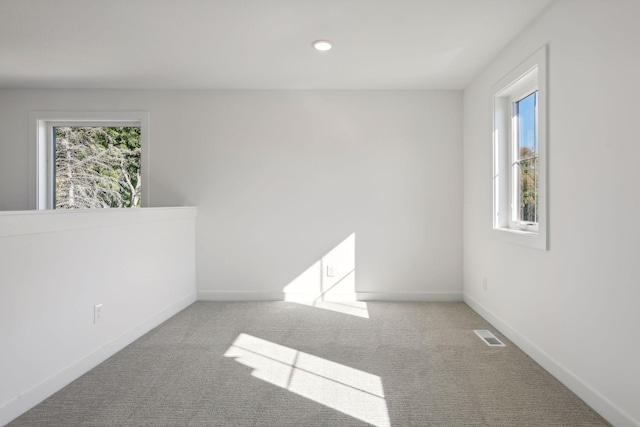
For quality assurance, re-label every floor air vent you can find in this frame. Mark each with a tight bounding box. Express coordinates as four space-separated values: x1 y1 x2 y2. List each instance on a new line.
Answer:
473 329 505 347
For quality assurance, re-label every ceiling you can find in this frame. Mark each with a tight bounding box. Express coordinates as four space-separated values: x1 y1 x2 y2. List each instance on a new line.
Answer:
0 0 553 90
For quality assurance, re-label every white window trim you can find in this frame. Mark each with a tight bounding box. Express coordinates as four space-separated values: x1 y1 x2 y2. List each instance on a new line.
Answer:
492 45 548 250
28 111 150 210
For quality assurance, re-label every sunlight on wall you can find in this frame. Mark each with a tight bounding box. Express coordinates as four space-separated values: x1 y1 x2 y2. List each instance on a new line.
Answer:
224 333 390 427
282 233 369 318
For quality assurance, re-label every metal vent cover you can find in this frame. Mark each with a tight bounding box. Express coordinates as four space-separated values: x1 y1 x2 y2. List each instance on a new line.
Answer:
474 329 505 347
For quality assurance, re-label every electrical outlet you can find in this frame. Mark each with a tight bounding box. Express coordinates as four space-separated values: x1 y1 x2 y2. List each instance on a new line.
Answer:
326 265 335 277
483 277 488 291
94 304 103 323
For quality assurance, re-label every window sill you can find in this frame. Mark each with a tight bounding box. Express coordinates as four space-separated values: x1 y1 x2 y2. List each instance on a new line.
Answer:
493 226 547 250
499 227 536 235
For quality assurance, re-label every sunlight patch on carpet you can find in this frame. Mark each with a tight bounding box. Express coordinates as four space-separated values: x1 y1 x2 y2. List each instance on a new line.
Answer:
224 333 390 427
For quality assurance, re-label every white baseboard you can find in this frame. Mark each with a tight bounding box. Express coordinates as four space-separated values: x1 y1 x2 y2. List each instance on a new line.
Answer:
0 292 197 427
197 290 462 302
358 291 462 301
464 293 639 427
284 292 358 302
197 290 284 301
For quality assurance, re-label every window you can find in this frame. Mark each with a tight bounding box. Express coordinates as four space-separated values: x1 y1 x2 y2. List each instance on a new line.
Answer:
492 46 547 250
29 112 149 210
511 91 538 230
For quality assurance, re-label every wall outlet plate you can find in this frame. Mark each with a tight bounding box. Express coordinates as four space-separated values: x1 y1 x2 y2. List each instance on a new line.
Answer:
94 304 103 323
326 265 335 277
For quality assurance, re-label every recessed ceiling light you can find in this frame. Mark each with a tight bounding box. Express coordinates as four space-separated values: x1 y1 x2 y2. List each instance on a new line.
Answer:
312 40 332 51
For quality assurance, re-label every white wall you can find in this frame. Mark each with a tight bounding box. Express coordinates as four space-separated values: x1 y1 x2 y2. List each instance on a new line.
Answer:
0 90 463 300
0 207 197 425
463 1 640 425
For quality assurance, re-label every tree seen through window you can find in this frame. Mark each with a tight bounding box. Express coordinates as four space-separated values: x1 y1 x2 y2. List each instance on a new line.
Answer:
54 126 141 209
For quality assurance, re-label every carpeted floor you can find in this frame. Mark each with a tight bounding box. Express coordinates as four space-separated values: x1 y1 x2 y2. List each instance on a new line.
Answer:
10 301 609 426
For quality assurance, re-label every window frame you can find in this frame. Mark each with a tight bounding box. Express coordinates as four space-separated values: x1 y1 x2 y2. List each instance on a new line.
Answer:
509 87 539 232
29 111 150 210
492 45 548 250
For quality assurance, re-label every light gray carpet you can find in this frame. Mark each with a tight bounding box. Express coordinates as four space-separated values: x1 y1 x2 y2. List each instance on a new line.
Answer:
10 302 609 426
